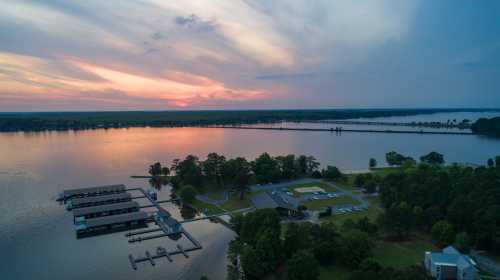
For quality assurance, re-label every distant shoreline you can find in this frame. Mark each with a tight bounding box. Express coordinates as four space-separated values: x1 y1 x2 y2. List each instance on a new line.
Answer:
0 108 498 133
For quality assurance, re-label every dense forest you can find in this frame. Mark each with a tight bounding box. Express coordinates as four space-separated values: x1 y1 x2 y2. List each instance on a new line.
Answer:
0 108 496 132
471 117 500 137
227 209 431 280
378 161 500 254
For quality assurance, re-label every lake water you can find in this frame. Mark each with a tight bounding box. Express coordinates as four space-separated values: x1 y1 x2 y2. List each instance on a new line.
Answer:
0 112 499 280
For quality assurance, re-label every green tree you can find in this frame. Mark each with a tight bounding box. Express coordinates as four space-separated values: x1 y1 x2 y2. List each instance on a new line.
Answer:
254 229 282 274
340 230 374 268
321 165 343 181
174 155 203 188
232 157 252 200
354 174 366 188
380 201 415 239
179 185 197 203
283 222 312 258
253 153 281 183
487 158 494 167
431 220 455 247
495 156 500 166
276 154 297 179
310 222 340 265
369 158 377 169
202 153 226 187
288 250 320 280
454 232 470 253
420 152 445 165
149 162 162 176
161 166 170 176
240 245 265 279
240 209 281 246
385 151 407 166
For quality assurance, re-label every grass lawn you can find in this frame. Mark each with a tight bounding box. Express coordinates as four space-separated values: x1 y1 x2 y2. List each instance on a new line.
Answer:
304 196 360 211
206 191 225 200
220 193 252 211
372 237 437 269
288 181 338 196
191 199 224 215
319 265 352 280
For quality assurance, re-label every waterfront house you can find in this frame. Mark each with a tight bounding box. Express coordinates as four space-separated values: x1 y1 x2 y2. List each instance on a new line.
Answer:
424 246 477 280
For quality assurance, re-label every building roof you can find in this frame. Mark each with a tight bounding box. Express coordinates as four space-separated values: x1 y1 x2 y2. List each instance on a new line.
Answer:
250 192 297 211
429 246 476 268
430 252 459 266
251 192 279 209
72 201 139 217
71 192 131 205
443 245 460 255
63 184 125 197
85 211 148 227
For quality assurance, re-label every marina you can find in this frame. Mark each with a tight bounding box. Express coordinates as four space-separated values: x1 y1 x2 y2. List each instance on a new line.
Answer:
57 183 235 270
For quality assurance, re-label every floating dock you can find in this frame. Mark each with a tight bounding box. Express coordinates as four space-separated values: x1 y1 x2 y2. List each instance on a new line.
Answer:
66 192 132 210
127 229 202 270
76 211 149 236
58 184 126 201
73 201 140 221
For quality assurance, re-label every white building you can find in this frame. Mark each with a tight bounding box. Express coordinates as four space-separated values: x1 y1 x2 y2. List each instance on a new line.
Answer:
424 246 477 280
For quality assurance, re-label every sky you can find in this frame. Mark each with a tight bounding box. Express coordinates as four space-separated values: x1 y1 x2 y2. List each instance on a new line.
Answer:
0 0 499 111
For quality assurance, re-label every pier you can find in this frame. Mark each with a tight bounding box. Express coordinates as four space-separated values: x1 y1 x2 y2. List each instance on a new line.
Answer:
58 184 126 201
207 125 475 135
57 183 241 270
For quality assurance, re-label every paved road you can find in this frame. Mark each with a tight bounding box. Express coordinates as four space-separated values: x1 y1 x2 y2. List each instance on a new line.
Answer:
471 250 500 277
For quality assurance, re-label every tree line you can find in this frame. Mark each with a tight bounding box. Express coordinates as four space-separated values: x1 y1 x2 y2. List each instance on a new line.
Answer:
0 109 493 132
227 209 430 280
378 156 500 255
471 116 500 137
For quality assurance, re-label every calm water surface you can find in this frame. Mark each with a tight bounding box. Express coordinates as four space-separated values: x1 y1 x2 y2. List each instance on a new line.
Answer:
1 115 499 280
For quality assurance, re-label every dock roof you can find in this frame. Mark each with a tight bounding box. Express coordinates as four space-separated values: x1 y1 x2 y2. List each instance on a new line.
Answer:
73 201 139 217
86 211 148 228
71 192 131 205
63 184 125 197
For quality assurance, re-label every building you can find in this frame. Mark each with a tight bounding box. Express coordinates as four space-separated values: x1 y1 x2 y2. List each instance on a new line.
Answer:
424 246 477 280
250 191 303 217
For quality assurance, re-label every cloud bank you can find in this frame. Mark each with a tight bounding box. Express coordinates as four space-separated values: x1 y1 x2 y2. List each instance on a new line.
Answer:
0 0 499 111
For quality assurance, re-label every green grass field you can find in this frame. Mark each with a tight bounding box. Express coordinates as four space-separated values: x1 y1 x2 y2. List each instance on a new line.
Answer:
220 193 252 211
372 237 437 269
190 199 224 215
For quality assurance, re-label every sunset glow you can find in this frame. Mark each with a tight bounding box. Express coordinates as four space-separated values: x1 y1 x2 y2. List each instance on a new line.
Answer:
1 1 499 110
